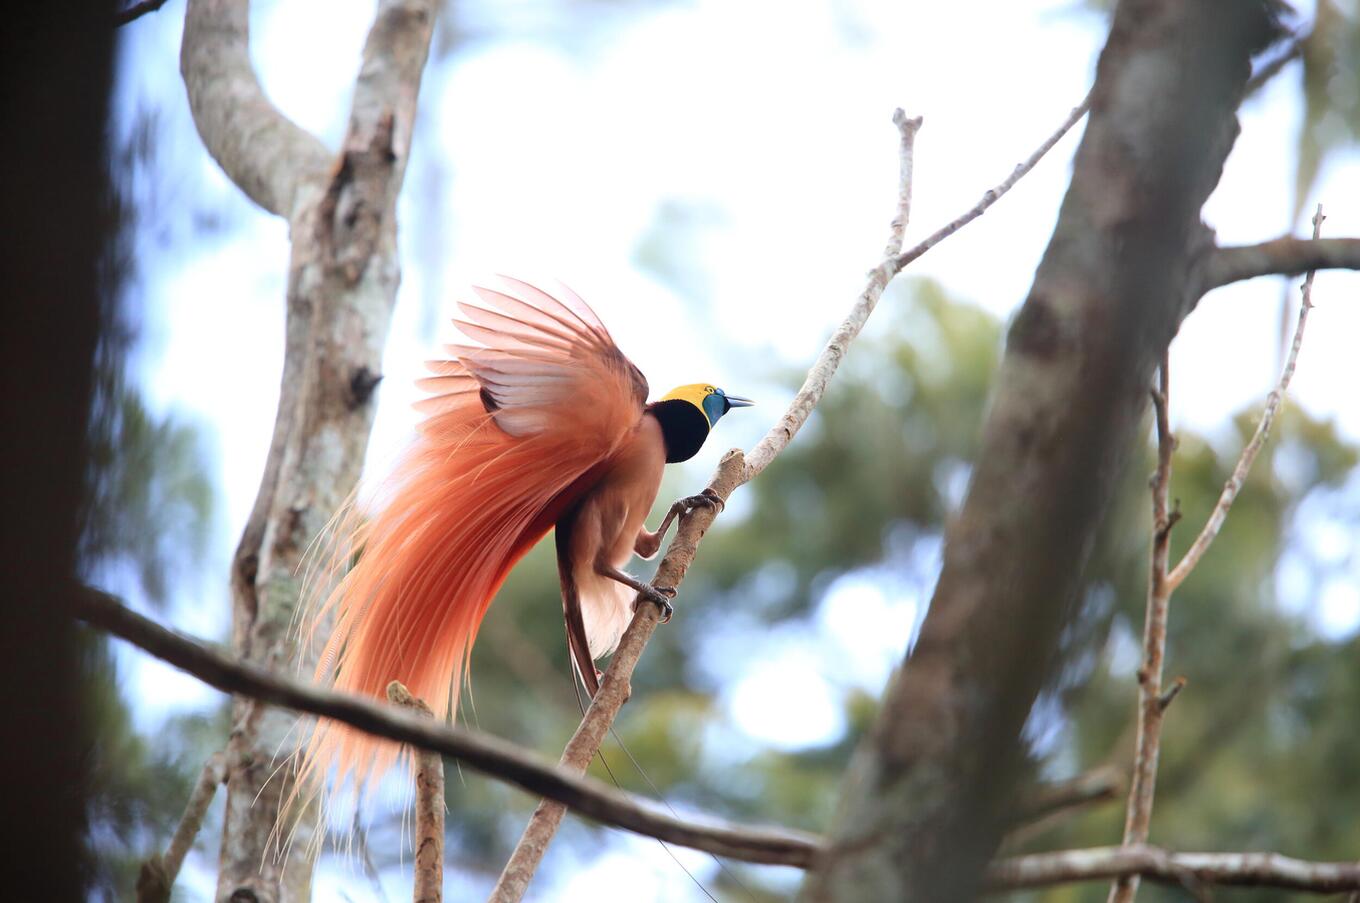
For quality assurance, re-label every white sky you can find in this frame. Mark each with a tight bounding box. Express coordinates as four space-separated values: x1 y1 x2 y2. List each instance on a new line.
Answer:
111 1 1358 899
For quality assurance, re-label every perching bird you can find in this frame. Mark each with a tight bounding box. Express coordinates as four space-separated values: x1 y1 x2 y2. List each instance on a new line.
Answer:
295 276 751 805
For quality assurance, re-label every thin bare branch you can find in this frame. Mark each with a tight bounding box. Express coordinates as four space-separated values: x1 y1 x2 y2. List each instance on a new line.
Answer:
744 108 924 478
135 752 227 903
1109 354 1177 903
1168 205 1323 590
387 682 444 903
180 0 330 218
116 0 172 26
990 845 1360 894
73 586 823 869
746 96 1088 478
891 94 1091 272
1199 236 1360 294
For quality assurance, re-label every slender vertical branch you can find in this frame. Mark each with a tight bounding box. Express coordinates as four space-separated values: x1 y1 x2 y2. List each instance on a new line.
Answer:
387 682 444 903
1111 205 1323 903
1109 354 1179 903
1167 205 1324 591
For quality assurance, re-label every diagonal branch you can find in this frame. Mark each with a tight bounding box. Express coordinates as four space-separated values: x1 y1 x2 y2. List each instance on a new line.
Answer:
180 0 331 218
1169 206 1323 590
989 845 1360 894
74 586 823 869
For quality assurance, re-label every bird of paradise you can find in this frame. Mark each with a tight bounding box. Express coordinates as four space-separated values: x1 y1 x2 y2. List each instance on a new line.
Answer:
294 276 751 807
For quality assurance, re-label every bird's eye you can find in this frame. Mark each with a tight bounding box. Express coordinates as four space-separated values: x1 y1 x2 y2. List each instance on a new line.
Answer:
705 386 715 394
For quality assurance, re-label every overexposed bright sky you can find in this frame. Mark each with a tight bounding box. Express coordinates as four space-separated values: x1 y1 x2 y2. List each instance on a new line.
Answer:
110 1 1358 898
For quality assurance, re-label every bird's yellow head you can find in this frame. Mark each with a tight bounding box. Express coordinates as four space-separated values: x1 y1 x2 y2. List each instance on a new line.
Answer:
649 383 753 463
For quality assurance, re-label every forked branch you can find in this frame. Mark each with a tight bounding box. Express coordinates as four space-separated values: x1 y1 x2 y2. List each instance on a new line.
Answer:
492 97 1092 901
1109 206 1324 903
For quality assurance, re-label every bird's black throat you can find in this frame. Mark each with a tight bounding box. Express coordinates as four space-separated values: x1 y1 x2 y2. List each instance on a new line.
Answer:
648 399 710 463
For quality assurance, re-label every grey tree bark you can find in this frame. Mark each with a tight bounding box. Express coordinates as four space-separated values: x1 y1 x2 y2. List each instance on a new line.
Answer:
178 1 438 900
800 1 1282 899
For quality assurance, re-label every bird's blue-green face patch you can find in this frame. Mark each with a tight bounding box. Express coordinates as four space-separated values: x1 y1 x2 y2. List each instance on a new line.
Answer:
653 384 754 462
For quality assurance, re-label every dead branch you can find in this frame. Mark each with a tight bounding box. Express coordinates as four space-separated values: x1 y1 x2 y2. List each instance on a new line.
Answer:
991 845 1360 894
387 683 444 903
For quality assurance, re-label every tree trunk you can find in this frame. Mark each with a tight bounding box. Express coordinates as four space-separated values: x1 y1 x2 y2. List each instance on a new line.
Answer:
800 1 1281 899
177 2 438 900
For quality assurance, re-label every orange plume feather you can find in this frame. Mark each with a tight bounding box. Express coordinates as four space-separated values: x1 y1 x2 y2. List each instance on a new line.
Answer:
291 277 650 816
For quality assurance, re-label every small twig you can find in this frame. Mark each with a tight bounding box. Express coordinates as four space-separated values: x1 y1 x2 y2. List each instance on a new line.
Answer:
890 94 1091 272
135 752 227 903
745 96 1088 477
885 109 924 258
115 0 171 27
989 845 1360 894
1157 676 1187 713
1110 354 1178 903
387 682 444 903
1167 205 1323 591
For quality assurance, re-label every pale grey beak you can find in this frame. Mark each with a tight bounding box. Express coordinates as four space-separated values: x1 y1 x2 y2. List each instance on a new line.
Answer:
723 393 755 408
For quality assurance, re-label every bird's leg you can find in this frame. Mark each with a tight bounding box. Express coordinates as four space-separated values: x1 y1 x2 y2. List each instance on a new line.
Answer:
598 563 676 623
634 488 726 560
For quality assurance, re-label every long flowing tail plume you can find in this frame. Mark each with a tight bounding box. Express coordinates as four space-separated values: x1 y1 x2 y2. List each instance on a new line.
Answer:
285 277 643 837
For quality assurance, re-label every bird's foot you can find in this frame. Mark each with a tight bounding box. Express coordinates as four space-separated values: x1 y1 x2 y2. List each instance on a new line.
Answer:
632 583 676 623
671 488 725 519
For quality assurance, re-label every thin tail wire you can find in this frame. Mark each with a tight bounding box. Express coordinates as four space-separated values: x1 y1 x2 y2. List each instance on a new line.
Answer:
570 677 755 903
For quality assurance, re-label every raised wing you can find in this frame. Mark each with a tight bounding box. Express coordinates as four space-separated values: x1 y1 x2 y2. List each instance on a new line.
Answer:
416 276 648 448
